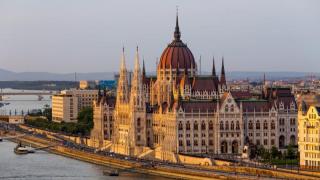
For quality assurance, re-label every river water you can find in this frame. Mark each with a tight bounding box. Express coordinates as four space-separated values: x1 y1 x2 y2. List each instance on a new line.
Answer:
0 89 167 179
0 140 167 180
0 88 51 115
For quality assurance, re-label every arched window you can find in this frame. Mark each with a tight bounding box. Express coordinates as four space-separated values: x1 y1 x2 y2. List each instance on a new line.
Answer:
201 121 206 130
137 118 141 126
236 121 240 130
220 121 224 130
271 120 275 130
209 121 213 130
249 121 253 130
230 104 234 112
186 121 190 130
178 122 183 130
256 120 260 130
225 105 229 112
263 120 268 130
194 121 198 130
225 121 229 130
231 121 235 130
290 135 296 145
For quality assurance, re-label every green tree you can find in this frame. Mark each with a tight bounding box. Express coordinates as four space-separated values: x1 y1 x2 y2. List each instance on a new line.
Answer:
271 146 279 159
287 144 296 159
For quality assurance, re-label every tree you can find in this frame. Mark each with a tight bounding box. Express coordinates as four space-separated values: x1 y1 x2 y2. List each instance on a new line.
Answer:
287 144 296 159
42 104 52 121
271 146 279 159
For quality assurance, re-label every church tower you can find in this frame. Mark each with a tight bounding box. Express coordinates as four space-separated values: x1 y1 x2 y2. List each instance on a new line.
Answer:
116 48 129 106
129 47 147 148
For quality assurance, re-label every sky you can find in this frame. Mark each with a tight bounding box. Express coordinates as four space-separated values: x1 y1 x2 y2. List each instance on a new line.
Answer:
0 0 319 73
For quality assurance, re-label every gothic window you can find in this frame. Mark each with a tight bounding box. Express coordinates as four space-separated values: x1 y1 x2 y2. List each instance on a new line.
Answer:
209 121 213 130
137 118 141 126
249 121 253 130
194 140 198 146
187 140 191 146
256 120 260 130
236 121 240 130
201 121 206 130
279 118 285 125
225 105 229 112
290 102 295 110
179 140 183 146
290 118 296 126
194 121 199 130
263 120 268 130
225 121 229 130
231 121 235 130
209 140 213 146
271 120 275 130
201 140 206 146
220 121 224 130
230 104 234 112
178 122 183 130
186 121 190 130
279 102 284 110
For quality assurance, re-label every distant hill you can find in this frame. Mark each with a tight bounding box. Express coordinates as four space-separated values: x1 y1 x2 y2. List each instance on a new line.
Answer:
0 69 115 81
0 68 318 81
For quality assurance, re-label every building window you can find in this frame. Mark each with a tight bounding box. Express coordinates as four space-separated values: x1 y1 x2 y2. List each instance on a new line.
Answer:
231 121 235 130
236 121 240 130
201 121 206 130
186 121 190 130
178 122 183 130
225 105 229 112
179 140 183 146
209 140 213 146
249 121 253 130
202 140 206 146
256 120 260 130
209 121 213 130
263 120 268 130
194 140 198 146
225 121 229 130
137 118 141 126
271 139 275 145
230 104 234 112
264 139 268 146
271 120 275 130
220 121 224 130
187 140 191 146
194 121 198 130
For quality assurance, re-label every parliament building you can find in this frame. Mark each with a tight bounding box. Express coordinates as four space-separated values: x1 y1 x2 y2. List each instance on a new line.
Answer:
90 15 298 162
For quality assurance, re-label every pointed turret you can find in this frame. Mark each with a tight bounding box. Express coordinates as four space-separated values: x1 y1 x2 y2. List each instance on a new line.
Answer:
130 46 145 109
142 58 146 78
116 47 129 105
212 56 217 77
174 9 181 41
220 57 226 85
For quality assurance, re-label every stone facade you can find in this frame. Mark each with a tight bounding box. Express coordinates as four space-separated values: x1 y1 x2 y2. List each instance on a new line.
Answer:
91 15 298 162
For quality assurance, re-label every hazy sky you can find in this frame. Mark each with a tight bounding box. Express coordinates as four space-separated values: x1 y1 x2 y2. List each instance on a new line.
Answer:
0 0 319 73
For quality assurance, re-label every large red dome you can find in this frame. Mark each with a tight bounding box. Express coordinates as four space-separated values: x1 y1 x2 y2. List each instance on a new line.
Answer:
158 15 196 70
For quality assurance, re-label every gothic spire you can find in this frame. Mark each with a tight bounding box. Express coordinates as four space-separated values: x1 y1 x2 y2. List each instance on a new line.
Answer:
120 46 126 70
212 56 216 77
220 57 226 85
174 8 181 41
134 46 140 71
142 57 146 77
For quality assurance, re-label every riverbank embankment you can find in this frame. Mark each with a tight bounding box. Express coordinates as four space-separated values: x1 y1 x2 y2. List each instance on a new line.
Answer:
3 129 320 180
5 131 233 180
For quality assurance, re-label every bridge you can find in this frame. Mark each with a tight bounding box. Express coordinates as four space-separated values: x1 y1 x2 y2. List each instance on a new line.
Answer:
0 91 57 101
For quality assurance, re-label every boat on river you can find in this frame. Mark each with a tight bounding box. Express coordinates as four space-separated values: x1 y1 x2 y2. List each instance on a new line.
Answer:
103 169 119 176
14 142 35 154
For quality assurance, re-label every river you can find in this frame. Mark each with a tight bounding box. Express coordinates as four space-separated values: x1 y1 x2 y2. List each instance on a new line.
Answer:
0 89 167 179
0 88 51 115
0 140 167 180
